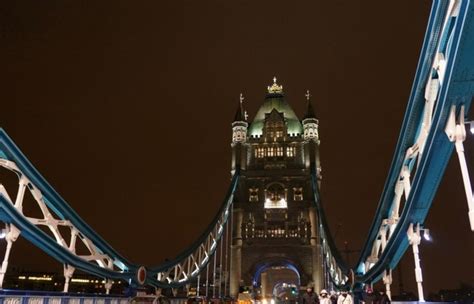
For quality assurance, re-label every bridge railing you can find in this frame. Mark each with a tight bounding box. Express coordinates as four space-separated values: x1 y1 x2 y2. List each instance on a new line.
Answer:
0 290 129 304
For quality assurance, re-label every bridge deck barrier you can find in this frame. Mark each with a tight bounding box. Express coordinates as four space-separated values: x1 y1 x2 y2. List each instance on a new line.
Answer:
0 291 129 304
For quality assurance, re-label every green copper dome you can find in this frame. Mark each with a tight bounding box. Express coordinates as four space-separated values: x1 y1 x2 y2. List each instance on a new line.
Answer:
248 92 303 137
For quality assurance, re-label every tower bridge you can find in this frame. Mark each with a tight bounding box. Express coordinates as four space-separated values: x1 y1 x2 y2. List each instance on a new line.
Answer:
0 0 473 303
229 79 324 296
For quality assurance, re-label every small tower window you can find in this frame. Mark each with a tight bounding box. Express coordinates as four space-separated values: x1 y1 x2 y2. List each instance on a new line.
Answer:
276 146 283 156
254 146 285 158
255 147 265 158
267 146 274 157
286 146 295 157
293 187 303 201
249 187 259 202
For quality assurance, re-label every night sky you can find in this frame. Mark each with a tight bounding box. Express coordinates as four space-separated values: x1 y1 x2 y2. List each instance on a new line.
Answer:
0 0 473 295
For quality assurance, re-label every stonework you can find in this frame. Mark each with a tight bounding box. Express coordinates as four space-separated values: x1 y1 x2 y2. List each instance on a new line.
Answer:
229 81 324 297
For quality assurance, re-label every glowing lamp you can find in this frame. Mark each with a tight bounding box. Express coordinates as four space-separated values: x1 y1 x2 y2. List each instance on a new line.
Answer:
423 229 431 241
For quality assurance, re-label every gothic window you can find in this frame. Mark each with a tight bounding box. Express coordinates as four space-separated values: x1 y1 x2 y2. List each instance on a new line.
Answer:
286 146 295 157
255 146 285 159
304 122 319 140
232 126 247 143
263 109 287 141
249 187 259 202
276 146 283 156
293 187 303 201
255 147 265 158
267 146 274 157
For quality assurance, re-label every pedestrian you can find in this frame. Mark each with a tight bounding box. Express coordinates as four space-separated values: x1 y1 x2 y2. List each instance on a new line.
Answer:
376 290 390 304
361 287 377 304
337 290 353 304
302 287 319 304
319 289 331 304
329 291 337 304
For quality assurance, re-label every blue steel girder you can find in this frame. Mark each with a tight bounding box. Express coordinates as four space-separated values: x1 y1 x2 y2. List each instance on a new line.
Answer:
0 196 133 281
311 0 474 288
354 0 474 284
0 129 136 273
0 127 240 288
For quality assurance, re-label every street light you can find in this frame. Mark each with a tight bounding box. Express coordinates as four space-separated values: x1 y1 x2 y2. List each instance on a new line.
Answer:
0 228 6 239
422 228 431 241
464 120 474 134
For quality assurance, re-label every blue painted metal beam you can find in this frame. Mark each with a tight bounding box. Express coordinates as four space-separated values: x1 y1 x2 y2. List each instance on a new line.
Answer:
0 129 138 274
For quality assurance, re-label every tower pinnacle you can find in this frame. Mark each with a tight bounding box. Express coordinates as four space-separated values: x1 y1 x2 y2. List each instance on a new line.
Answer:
303 89 316 120
267 77 283 94
234 93 246 122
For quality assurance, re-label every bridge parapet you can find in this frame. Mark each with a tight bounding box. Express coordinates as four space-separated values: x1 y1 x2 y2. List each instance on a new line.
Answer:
0 291 129 304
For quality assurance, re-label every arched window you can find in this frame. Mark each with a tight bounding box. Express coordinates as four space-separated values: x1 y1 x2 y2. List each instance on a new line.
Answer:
264 183 287 209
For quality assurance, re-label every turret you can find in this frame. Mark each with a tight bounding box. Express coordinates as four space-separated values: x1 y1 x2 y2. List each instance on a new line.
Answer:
232 93 248 144
302 90 319 143
302 90 322 183
231 93 248 174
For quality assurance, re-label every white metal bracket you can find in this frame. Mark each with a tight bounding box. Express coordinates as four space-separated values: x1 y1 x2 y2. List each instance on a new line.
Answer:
445 105 474 231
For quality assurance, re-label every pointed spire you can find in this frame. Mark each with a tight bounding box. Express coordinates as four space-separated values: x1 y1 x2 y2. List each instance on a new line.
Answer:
233 93 246 121
303 89 316 119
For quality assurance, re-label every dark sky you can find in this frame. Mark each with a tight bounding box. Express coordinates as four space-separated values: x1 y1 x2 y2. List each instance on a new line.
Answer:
0 0 472 295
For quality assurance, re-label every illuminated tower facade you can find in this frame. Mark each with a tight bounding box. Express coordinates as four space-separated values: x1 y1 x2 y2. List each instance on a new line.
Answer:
229 79 324 297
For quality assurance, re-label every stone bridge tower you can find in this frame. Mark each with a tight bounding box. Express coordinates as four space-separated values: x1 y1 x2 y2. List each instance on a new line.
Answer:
229 79 324 297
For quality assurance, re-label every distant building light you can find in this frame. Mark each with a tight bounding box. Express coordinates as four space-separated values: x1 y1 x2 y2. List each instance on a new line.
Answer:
18 276 26 280
28 276 52 281
71 278 90 283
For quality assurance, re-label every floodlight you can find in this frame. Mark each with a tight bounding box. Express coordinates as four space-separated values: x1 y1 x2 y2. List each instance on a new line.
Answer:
423 229 431 241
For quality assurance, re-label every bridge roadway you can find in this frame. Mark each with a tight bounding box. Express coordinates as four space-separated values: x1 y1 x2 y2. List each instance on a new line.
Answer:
0 291 459 304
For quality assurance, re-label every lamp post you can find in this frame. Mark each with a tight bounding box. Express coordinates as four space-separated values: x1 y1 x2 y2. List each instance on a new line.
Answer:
407 223 431 302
